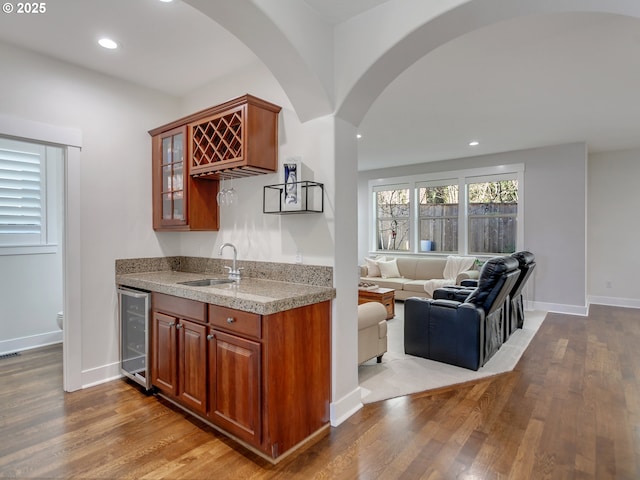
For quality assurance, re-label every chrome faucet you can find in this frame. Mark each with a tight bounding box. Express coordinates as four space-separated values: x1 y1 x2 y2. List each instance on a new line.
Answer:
219 243 242 281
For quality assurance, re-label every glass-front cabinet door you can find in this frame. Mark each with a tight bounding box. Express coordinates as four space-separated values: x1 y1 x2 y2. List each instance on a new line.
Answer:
150 119 219 232
153 126 188 229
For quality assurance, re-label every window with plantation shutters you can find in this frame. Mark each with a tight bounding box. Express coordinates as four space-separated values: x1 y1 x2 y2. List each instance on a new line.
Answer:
0 138 46 246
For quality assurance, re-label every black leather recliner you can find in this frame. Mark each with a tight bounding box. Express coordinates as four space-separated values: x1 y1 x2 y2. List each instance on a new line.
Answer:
433 250 536 341
509 251 536 330
404 255 520 370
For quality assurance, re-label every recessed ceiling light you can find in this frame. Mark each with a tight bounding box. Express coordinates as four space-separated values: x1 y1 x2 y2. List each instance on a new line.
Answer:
469 141 479 146
356 134 362 139
98 38 118 50
159 0 174 2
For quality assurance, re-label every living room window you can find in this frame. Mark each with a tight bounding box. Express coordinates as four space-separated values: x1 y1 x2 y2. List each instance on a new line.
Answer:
467 176 518 254
369 165 523 256
374 185 410 251
418 181 458 253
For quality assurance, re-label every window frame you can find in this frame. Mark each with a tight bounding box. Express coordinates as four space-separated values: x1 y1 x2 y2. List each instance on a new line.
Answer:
0 135 62 255
369 164 524 256
416 178 459 253
372 183 411 252
466 173 519 255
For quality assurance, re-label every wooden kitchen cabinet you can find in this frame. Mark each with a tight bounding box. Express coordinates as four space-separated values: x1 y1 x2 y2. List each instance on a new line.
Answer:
151 311 177 394
150 124 219 232
207 301 331 459
151 293 208 415
150 291 331 461
149 94 280 230
188 95 281 179
177 319 208 414
207 304 262 445
207 329 261 445
259 301 331 459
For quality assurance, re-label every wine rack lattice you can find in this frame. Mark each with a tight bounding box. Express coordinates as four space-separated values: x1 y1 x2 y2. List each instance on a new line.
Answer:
191 108 244 171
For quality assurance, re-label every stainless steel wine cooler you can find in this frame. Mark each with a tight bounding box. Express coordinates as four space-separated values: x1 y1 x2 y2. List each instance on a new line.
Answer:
118 286 151 390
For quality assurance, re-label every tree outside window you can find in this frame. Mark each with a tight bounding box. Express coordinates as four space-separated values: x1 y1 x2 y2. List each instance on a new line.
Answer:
375 187 409 251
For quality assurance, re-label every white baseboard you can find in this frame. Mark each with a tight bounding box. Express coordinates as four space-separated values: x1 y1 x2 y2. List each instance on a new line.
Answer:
81 361 122 389
530 301 588 316
588 296 640 310
0 330 62 355
330 387 363 426
530 297 640 317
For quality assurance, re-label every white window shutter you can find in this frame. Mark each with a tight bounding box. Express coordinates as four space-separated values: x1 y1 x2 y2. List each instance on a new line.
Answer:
0 139 45 244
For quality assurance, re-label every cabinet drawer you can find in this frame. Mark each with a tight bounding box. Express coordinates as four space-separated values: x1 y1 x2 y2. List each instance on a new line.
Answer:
209 305 261 339
153 292 207 323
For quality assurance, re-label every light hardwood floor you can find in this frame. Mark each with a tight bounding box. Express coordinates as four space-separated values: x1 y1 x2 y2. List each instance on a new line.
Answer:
1 304 639 479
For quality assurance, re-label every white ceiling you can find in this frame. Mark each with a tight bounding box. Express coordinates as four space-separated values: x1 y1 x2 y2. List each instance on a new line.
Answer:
0 1 639 171
357 11 640 170
0 0 259 96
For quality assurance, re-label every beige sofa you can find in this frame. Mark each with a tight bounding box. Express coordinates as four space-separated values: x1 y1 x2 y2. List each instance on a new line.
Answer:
359 256 478 300
358 302 388 364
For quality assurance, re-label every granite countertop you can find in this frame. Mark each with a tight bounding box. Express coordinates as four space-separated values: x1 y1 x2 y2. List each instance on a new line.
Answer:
116 270 336 315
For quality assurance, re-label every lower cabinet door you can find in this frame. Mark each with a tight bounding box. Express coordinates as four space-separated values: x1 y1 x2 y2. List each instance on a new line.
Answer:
177 319 208 415
152 312 178 395
207 329 261 446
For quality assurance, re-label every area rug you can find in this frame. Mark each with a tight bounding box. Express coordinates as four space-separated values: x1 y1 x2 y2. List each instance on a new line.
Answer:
358 302 547 404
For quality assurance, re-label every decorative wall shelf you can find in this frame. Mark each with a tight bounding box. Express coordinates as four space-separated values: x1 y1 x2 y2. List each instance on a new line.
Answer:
263 181 324 215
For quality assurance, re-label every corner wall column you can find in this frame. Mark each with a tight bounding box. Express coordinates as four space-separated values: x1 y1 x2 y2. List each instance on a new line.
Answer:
329 116 362 425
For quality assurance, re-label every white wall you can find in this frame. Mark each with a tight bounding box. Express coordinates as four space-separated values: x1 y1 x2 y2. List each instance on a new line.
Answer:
358 142 588 314
0 251 63 352
0 41 180 381
588 148 640 308
174 61 336 266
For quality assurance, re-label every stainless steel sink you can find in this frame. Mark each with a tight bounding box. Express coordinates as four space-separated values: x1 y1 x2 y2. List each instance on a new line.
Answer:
177 278 236 286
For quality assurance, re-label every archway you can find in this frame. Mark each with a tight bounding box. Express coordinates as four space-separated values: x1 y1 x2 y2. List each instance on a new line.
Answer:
181 0 640 424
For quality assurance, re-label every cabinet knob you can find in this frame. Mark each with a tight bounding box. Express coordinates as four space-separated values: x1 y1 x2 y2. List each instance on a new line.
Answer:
206 334 214 341
176 323 183 329
226 317 235 324
168 322 175 328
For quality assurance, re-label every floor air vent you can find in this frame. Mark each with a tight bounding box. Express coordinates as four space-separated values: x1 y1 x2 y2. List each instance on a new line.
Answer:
0 352 21 360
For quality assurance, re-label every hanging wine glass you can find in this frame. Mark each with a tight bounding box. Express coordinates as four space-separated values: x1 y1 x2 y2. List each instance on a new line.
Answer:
217 178 227 206
225 177 238 206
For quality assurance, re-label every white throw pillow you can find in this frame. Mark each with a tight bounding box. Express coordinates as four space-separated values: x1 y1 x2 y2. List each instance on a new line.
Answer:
378 258 401 279
364 256 386 277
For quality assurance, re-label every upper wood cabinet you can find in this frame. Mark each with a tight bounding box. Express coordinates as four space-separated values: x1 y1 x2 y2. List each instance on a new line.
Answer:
150 126 219 231
149 94 280 231
189 95 281 179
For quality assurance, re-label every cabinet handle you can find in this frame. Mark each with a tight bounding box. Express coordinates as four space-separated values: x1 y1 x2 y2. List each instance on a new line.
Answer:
206 334 214 341
226 317 235 324
176 323 183 329
168 322 175 328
